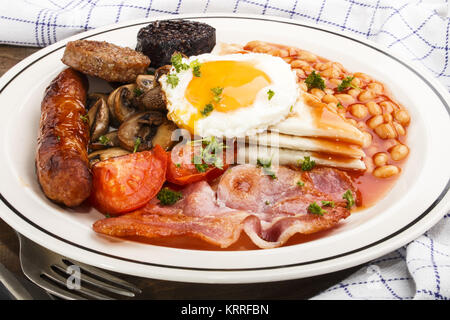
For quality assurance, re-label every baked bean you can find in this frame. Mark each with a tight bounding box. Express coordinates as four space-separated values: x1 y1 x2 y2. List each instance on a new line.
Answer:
357 121 366 130
324 88 334 95
333 62 344 71
349 103 368 119
304 93 325 108
390 144 409 161
393 121 406 136
317 62 332 71
311 88 325 99
334 93 355 104
299 82 308 91
367 115 384 129
380 101 395 114
322 94 339 104
347 118 357 126
321 67 340 78
329 78 341 86
367 82 383 95
245 41 261 50
394 109 410 125
286 47 295 56
298 51 317 62
348 88 361 97
366 101 382 116
354 72 371 82
383 113 393 122
255 45 272 53
373 165 399 178
291 59 310 69
374 123 397 139
362 131 373 148
373 152 388 166
351 77 361 87
358 90 377 102
295 69 306 78
276 48 289 57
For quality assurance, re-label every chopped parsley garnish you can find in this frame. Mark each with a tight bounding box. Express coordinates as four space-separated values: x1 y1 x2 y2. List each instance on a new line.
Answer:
257 158 277 179
201 103 214 116
321 200 335 207
297 180 305 187
98 135 110 145
343 190 355 209
308 202 327 216
190 60 202 77
211 87 224 103
105 214 111 218
166 73 179 88
133 137 141 153
171 53 190 73
175 163 181 168
197 136 225 169
290 105 294 112
195 163 209 172
80 114 89 123
191 155 209 172
337 76 359 92
157 187 183 206
298 156 316 171
337 102 344 109
267 89 275 100
134 87 144 97
305 71 325 91
190 137 226 171
56 135 61 142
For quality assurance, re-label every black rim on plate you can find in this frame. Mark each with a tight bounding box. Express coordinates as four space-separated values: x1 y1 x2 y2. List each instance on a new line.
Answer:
0 16 449 272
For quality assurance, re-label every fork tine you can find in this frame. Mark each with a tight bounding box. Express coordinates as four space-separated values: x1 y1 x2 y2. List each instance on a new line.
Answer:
42 269 114 300
62 259 142 294
26 273 86 300
52 264 136 298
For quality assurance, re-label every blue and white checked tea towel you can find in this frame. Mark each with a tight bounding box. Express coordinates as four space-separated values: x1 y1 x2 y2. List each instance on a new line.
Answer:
1 0 449 300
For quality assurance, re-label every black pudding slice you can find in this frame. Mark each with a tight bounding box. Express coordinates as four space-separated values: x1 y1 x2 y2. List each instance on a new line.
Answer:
136 19 216 68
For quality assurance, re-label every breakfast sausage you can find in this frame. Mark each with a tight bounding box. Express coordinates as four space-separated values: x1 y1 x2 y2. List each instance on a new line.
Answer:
36 68 92 207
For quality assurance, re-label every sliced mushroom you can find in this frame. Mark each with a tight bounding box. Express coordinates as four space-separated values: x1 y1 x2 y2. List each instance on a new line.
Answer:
134 68 168 111
135 75 155 91
89 130 120 151
108 84 138 125
151 120 178 150
87 93 108 109
106 90 121 128
88 147 130 166
135 86 166 112
154 65 172 82
118 111 164 152
86 97 109 142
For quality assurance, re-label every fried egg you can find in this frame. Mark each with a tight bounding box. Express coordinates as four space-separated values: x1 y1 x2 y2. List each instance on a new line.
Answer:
159 53 299 137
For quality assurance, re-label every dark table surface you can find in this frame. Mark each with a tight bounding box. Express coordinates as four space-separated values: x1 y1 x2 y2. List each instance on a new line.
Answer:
0 44 362 300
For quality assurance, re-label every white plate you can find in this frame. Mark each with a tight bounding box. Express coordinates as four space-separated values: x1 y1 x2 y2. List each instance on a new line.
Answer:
0 14 449 284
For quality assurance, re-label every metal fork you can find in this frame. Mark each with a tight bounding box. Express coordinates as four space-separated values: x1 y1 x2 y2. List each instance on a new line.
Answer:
17 233 142 300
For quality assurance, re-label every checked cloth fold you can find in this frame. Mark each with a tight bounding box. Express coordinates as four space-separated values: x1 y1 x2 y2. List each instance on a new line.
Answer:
1 0 450 300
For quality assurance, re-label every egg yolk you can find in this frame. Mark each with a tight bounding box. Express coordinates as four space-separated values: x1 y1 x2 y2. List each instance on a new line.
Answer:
185 61 271 113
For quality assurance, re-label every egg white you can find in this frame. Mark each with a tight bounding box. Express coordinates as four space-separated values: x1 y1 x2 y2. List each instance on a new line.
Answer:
159 53 300 138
